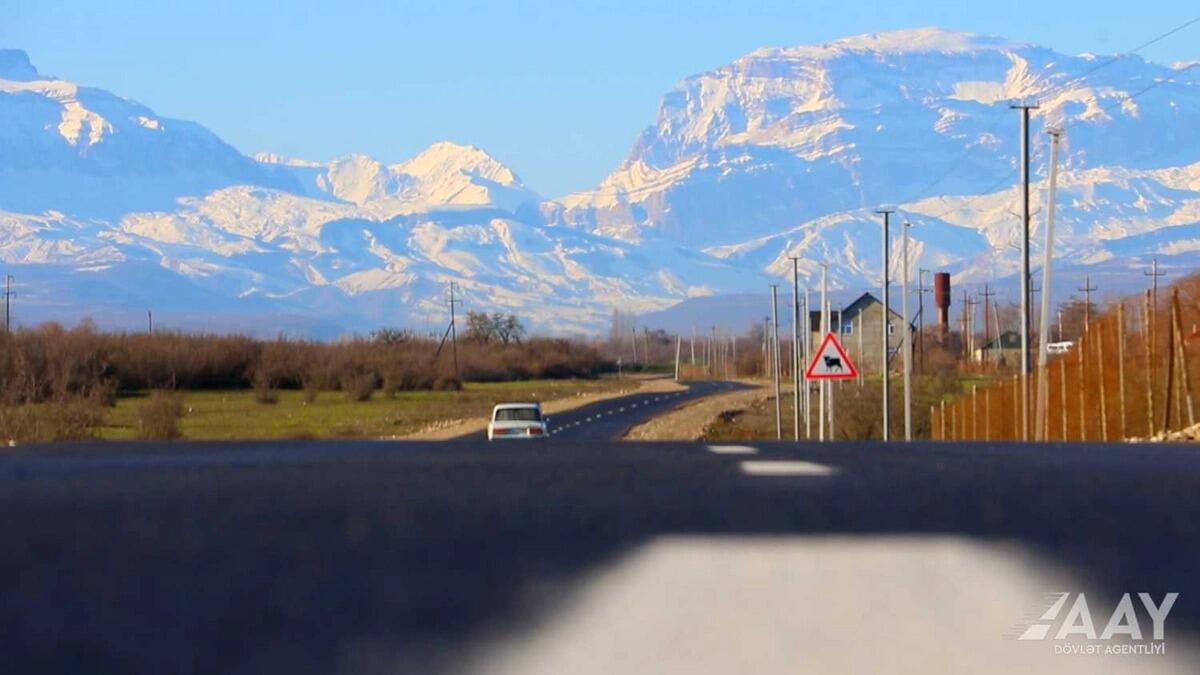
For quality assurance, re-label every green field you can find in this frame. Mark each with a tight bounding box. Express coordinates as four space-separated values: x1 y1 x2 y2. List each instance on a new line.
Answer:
98 378 626 441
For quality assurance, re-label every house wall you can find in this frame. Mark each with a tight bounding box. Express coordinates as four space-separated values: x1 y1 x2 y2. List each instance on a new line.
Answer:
807 301 903 375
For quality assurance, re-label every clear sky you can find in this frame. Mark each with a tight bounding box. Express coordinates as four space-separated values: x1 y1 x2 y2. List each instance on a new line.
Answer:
4 1 1198 197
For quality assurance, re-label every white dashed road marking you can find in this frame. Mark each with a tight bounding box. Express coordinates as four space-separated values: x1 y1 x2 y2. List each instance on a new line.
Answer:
706 445 758 455
739 461 837 477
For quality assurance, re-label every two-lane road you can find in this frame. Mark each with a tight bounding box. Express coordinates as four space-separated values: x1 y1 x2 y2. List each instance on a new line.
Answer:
467 379 747 441
2 405 1200 674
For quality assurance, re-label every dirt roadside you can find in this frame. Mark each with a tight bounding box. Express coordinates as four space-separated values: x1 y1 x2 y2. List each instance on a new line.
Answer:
623 380 774 441
403 376 687 440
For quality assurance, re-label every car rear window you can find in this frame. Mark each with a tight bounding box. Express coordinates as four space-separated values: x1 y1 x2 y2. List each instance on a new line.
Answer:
495 408 541 422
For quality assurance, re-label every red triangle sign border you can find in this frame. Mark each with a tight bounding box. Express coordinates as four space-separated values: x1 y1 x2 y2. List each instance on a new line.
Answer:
805 332 859 380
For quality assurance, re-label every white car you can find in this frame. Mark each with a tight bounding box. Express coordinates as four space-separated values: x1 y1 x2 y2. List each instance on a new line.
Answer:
1047 341 1074 354
487 402 548 440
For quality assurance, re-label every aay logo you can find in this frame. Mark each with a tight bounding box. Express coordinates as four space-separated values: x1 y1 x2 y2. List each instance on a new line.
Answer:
1015 592 1178 642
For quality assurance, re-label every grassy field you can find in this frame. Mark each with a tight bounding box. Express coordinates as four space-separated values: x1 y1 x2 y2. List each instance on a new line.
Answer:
703 374 982 441
703 392 796 442
98 378 628 441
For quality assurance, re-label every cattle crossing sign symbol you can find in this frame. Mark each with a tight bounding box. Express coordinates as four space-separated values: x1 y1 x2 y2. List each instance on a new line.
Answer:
805 332 858 380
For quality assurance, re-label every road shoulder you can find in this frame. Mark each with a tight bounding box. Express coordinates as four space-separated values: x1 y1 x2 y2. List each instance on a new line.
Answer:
623 380 769 441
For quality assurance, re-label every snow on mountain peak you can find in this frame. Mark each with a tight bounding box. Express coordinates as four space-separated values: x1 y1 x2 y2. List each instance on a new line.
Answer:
561 27 1200 248
746 28 1021 62
393 141 520 187
257 142 538 212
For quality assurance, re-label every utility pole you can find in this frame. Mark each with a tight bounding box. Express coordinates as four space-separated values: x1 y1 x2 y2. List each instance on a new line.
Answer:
819 265 829 442
432 282 463 377
829 301 838 440
448 282 461 378
965 295 980 362
3 274 14 333
857 312 865 386
980 285 996 367
1145 259 1166 418
1078 275 1097 332
710 325 718 377
148 310 154 335
901 221 913 441
770 285 782 440
917 268 930 375
803 288 811 439
876 209 895 442
1036 128 1062 440
1144 258 1165 344
724 333 734 379
1012 101 1039 442
762 317 769 378
674 334 682 381
790 257 801 441
962 294 969 360
1145 259 1165 315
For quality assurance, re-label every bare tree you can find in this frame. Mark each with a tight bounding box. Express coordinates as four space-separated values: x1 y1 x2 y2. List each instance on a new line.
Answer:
464 311 495 344
493 313 525 344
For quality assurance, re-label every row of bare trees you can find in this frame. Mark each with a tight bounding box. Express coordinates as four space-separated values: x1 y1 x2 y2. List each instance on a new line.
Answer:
463 312 525 344
0 321 608 406
933 273 1200 441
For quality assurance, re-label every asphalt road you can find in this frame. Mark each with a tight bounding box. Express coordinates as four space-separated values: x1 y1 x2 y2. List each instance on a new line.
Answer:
468 379 746 441
2 400 1200 673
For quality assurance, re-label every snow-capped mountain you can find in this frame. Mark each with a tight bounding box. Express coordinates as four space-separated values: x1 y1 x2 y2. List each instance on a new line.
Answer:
0 49 297 220
706 160 1200 289
255 142 542 215
1 28 1198 335
558 27 1200 255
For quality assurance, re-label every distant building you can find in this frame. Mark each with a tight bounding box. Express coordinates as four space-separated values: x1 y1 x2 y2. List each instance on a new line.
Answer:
807 292 909 374
973 330 1022 364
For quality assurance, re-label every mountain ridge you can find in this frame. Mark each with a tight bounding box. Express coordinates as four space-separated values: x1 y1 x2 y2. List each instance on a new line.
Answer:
1 30 1198 334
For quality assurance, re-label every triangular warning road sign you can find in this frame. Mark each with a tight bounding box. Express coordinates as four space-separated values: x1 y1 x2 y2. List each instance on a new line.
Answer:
805 332 858 380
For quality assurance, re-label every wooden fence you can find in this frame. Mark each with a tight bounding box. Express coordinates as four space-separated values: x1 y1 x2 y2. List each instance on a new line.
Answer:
932 287 1198 441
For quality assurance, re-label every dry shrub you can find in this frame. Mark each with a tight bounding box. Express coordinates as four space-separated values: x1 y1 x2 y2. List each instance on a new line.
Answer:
86 378 120 407
433 376 463 391
0 399 103 444
828 374 961 441
137 391 184 440
302 378 321 404
252 368 279 404
341 373 376 402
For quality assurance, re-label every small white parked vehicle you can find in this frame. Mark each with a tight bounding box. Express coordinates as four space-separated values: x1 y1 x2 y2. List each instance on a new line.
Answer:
487 402 548 440
1047 341 1074 355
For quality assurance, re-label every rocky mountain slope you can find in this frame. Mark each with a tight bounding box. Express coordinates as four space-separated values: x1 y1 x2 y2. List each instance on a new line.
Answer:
1 28 1198 335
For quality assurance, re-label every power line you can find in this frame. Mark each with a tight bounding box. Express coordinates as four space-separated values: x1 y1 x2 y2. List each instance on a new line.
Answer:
923 58 1199 224
906 14 1200 207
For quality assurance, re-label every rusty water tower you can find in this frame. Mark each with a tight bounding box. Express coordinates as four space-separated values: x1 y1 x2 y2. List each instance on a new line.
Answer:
933 272 951 335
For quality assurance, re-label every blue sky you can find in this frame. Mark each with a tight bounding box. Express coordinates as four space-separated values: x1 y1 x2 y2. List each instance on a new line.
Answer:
4 1 1197 196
